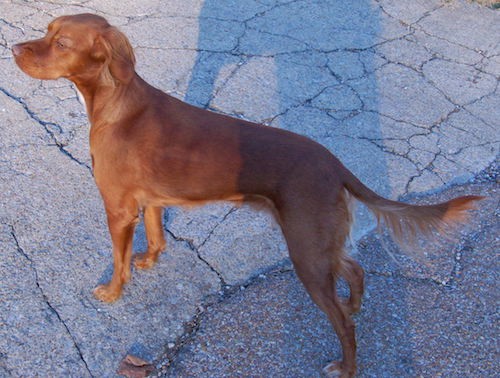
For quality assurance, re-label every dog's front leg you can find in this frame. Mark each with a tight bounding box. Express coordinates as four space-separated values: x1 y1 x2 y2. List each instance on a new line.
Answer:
94 202 139 302
134 206 166 270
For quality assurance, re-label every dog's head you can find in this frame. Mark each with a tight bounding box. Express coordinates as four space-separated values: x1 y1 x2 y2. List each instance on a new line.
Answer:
12 14 135 86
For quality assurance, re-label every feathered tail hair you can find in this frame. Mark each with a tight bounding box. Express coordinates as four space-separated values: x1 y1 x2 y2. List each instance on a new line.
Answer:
341 166 483 245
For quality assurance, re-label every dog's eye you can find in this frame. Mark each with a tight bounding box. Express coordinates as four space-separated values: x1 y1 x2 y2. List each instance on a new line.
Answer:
55 37 73 50
55 38 73 50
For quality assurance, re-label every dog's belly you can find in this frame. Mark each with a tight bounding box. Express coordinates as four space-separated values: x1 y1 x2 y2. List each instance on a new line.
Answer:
134 188 245 209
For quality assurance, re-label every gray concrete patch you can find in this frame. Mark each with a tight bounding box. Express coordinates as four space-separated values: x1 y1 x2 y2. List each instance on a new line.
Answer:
0 0 498 376
198 207 288 285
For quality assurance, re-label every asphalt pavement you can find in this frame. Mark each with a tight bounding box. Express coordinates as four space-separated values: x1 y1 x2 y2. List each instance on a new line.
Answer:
0 1 498 377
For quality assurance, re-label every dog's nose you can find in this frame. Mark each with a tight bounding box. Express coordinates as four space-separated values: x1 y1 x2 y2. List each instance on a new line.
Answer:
12 44 24 57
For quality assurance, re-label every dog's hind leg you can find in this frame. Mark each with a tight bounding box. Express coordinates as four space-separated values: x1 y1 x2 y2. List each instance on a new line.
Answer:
279 193 358 377
340 257 365 315
285 237 357 378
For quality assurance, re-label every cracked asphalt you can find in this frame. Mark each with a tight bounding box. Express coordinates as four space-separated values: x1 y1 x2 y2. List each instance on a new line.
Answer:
0 0 498 377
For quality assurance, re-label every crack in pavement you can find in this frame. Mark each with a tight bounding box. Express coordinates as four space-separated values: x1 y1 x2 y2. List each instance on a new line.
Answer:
164 227 228 288
163 206 243 291
8 224 94 378
155 305 205 372
197 207 238 250
415 22 493 60
0 86 92 174
154 261 295 375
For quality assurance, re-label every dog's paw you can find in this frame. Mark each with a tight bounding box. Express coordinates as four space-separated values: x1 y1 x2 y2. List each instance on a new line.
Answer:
134 253 156 270
93 284 121 303
323 361 354 378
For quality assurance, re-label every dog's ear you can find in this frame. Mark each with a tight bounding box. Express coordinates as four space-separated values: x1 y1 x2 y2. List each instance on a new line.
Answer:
92 26 135 86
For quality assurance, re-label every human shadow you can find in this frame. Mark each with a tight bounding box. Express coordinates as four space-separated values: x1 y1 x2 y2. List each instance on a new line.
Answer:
184 0 416 375
185 1 394 211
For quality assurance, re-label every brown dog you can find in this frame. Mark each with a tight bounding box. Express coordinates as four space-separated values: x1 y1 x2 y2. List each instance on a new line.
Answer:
13 14 482 377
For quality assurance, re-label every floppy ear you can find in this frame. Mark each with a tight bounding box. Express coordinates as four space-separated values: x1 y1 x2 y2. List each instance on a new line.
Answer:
92 26 136 86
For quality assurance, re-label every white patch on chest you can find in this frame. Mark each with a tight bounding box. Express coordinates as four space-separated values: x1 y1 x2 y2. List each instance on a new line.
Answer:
74 86 86 107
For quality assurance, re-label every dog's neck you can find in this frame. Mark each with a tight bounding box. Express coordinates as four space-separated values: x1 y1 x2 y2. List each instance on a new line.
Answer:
72 73 146 128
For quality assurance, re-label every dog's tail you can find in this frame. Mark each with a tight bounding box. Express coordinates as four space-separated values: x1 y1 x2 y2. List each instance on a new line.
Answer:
341 166 483 243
